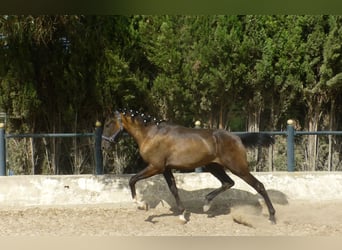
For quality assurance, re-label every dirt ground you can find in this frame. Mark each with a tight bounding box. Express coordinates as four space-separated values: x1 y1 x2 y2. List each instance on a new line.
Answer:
1 198 342 236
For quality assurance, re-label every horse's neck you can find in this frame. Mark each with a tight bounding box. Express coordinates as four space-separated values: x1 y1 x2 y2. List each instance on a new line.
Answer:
124 123 148 145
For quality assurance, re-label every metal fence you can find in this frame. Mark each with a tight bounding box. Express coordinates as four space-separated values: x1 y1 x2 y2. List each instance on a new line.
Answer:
0 123 103 176
240 125 342 172
0 122 341 176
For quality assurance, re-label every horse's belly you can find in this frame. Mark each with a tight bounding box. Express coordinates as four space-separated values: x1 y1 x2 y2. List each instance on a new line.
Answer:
165 142 216 168
140 134 217 169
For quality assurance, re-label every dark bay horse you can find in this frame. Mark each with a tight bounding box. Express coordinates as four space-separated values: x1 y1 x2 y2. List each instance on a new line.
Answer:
102 110 276 224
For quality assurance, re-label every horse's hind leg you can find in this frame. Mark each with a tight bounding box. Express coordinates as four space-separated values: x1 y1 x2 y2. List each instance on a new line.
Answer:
236 172 276 224
219 134 276 223
203 163 235 212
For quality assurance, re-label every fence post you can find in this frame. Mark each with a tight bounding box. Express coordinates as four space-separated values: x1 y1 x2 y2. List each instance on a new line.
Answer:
0 122 6 176
94 121 103 175
286 119 295 172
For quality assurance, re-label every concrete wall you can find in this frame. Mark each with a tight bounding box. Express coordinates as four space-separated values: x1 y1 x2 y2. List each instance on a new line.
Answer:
0 172 342 208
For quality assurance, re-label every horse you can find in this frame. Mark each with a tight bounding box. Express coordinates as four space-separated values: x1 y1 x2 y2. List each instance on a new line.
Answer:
102 109 276 224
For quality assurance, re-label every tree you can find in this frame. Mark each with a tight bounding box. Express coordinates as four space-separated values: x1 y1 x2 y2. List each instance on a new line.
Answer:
319 16 342 170
1 15 342 174
0 15 126 174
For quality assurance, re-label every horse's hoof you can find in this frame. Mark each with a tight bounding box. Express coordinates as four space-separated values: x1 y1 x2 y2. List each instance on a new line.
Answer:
178 211 189 224
135 200 149 211
203 201 212 212
269 216 276 224
138 203 148 211
178 214 187 224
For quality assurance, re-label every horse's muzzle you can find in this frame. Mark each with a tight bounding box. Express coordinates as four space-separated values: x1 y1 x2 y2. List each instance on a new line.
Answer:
101 138 115 151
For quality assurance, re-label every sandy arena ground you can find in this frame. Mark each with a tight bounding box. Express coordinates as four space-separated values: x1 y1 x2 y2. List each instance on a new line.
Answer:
1 198 342 236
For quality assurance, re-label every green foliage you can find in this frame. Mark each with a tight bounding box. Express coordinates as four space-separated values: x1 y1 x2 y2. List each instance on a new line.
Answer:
6 138 32 175
1 15 341 173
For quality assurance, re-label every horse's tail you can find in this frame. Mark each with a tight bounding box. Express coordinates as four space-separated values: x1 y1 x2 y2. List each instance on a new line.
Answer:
238 133 274 148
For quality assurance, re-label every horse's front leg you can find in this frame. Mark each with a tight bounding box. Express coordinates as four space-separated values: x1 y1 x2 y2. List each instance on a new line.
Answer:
129 164 163 210
163 169 187 223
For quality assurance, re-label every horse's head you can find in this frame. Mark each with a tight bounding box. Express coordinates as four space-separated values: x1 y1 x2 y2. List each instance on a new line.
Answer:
102 109 165 150
102 111 123 150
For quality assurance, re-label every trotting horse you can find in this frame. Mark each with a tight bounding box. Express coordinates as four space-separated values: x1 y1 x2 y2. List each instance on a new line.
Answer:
102 110 276 224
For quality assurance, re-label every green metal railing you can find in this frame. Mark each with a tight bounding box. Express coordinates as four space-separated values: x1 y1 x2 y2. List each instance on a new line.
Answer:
0 122 103 176
233 124 342 172
0 121 341 175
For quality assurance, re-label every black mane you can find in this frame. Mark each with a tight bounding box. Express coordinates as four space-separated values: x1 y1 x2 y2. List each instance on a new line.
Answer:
118 109 166 126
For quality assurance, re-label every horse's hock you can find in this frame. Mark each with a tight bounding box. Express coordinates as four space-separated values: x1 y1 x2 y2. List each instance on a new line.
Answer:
0 172 342 208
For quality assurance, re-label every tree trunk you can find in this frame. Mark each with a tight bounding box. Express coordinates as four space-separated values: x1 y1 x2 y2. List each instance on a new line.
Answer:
268 145 274 171
247 99 262 171
268 95 279 171
219 102 224 129
247 109 260 133
30 138 35 175
328 99 337 171
307 119 318 171
306 94 323 171
73 112 79 174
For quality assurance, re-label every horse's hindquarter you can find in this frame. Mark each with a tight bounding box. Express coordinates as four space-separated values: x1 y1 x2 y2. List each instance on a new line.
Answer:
140 126 218 169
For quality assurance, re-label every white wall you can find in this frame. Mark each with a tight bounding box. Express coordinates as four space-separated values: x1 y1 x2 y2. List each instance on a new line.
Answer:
0 172 341 208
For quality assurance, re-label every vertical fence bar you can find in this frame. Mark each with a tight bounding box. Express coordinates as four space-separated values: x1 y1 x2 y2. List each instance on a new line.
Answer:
0 123 6 176
286 120 295 172
94 121 103 175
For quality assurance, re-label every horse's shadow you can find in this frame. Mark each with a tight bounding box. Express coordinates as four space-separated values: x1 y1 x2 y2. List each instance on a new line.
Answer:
139 187 288 223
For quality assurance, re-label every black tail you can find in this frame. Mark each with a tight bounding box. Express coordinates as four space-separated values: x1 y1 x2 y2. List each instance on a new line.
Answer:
238 133 274 148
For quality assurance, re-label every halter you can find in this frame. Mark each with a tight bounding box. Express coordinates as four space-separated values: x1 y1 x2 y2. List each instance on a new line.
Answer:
102 111 123 143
